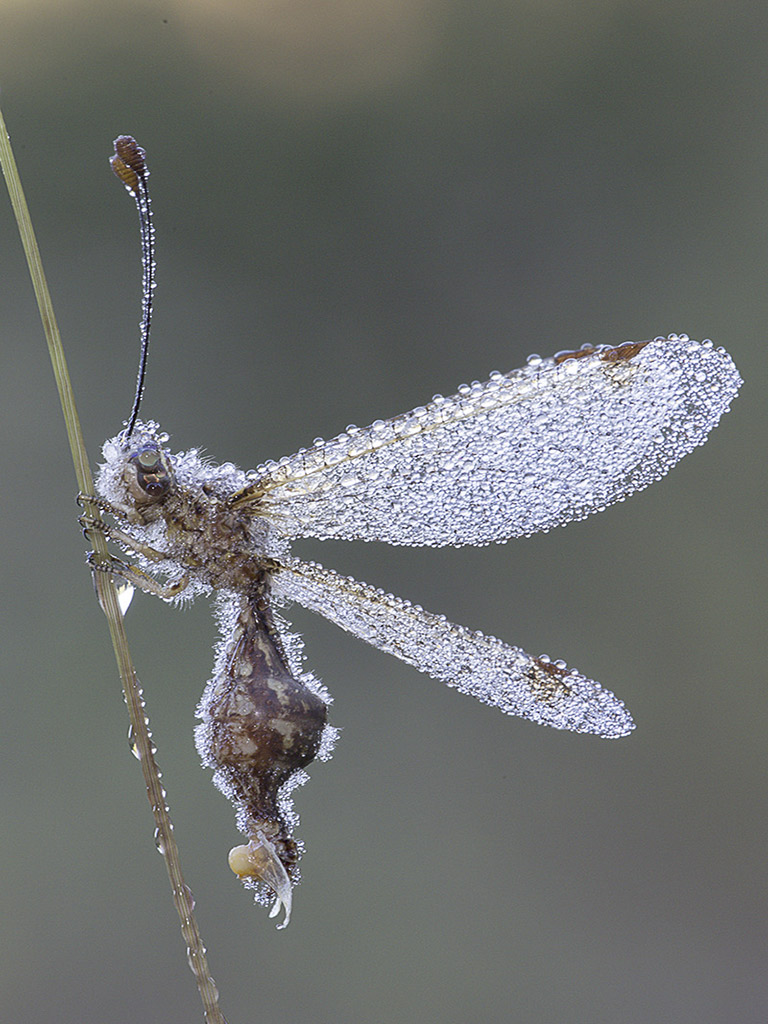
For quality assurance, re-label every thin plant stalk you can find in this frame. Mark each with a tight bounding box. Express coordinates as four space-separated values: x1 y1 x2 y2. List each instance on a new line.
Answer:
0 104 227 1024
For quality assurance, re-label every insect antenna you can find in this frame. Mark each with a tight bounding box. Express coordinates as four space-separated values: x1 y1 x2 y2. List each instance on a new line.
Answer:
110 135 155 438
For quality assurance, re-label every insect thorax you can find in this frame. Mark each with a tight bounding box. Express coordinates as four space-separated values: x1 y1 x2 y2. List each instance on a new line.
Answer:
97 420 288 594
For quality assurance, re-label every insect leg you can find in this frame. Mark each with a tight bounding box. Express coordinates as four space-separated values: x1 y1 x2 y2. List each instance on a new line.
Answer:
78 514 172 563
77 490 137 521
86 550 189 600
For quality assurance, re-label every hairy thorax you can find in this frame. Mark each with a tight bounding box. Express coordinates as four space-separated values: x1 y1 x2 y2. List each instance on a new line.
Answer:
96 421 289 598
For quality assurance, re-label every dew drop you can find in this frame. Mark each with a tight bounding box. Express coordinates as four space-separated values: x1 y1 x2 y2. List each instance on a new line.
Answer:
127 725 140 759
154 827 166 855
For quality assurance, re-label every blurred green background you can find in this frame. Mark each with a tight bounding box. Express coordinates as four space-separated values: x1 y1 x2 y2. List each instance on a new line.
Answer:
1 2 765 1022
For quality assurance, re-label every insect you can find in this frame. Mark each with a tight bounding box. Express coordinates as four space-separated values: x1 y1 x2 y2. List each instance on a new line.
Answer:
85 137 742 928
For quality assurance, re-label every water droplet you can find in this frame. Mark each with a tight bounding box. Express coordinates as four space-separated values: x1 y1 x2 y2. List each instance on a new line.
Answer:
127 725 140 759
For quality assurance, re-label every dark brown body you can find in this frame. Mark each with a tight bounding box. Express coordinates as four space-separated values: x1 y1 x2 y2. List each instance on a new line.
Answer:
95 427 332 920
201 583 327 875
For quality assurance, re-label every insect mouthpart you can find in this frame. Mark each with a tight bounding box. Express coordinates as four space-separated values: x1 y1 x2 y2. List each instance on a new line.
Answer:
126 444 173 502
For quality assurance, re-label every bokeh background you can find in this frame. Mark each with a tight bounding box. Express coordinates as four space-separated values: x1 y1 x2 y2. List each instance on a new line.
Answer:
1 2 765 1022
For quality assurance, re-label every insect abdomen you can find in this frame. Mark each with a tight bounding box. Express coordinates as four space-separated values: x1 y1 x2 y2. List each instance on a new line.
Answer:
196 583 328 925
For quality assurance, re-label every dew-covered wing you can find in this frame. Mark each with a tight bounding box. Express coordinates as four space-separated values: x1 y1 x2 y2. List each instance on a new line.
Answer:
236 335 741 547
272 558 634 739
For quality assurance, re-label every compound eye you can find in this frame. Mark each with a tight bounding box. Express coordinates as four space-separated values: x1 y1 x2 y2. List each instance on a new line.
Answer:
128 445 172 501
136 449 162 474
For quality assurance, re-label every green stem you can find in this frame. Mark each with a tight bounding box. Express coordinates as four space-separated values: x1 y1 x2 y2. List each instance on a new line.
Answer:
0 104 227 1024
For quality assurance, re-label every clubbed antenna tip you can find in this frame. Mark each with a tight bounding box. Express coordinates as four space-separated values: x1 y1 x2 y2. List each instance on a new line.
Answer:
110 135 149 194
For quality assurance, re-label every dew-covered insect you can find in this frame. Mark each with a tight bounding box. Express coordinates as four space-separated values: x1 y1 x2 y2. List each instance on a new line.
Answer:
88 137 742 928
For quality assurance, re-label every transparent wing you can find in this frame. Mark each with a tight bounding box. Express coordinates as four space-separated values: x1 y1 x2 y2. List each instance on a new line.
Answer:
235 335 741 547
272 558 634 739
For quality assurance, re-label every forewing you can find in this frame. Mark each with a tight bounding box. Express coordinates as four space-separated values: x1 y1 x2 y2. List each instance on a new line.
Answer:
272 558 634 739
235 335 741 546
